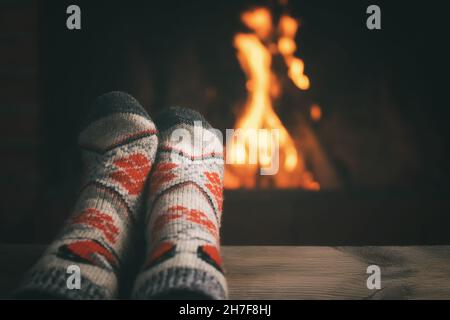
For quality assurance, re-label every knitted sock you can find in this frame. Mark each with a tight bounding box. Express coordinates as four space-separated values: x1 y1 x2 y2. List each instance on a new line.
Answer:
15 92 158 299
132 106 227 300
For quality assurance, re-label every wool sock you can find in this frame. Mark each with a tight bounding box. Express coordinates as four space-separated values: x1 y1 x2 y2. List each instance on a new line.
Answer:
15 92 158 299
132 106 227 300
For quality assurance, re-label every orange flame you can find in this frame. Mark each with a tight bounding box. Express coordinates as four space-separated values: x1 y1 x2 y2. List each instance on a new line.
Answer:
225 7 319 190
310 104 322 122
278 15 310 90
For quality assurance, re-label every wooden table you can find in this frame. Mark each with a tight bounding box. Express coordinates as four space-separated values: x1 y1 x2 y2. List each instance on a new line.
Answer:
1 245 449 299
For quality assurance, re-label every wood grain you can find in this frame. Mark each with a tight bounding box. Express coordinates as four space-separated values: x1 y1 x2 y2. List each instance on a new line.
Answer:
1 245 449 299
223 246 450 299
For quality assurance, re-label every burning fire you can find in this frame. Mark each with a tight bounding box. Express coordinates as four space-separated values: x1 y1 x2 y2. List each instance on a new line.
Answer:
224 7 319 190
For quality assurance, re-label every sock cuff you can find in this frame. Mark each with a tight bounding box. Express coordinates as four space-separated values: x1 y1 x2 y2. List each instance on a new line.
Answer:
13 266 111 299
133 267 227 300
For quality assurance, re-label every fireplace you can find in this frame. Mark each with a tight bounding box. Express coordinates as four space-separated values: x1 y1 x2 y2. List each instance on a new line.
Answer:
28 0 450 245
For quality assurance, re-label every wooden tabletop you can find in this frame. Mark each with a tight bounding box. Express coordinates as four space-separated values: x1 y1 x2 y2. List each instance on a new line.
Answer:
1 245 449 299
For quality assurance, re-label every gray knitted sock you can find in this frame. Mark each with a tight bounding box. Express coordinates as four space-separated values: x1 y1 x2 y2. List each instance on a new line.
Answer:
15 92 158 299
132 106 228 300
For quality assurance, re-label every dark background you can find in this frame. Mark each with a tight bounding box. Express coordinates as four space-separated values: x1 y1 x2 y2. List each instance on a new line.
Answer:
1 0 449 244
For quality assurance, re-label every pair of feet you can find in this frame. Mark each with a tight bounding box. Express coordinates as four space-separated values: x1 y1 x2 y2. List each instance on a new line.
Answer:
16 92 227 299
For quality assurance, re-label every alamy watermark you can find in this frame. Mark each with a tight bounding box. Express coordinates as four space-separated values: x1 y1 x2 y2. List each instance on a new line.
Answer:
366 265 381 290
169 121 280 175
66 265 81 290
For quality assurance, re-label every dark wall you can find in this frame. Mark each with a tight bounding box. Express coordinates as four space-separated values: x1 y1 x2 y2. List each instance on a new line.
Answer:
0 1 40 242
1 0 449 244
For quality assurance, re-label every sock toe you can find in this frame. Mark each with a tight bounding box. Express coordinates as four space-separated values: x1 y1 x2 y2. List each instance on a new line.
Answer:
82 91 151 129
78 92 157 152
155 106 213 132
